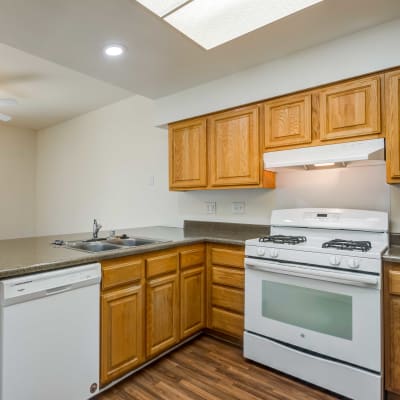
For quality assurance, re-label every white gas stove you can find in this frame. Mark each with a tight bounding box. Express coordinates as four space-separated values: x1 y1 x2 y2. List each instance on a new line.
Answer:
244 208 388 400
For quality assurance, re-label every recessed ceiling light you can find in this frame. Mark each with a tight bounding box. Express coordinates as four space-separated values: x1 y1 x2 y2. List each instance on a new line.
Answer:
104 44 126 57
138 0 324 50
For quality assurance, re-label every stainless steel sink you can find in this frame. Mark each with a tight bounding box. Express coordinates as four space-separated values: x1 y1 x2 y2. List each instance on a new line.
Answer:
65 241 122 253
105 238 160 247
64 236 165 253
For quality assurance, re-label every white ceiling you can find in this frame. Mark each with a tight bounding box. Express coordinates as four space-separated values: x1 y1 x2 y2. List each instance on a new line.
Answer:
0 44 131 130
0 0 400 129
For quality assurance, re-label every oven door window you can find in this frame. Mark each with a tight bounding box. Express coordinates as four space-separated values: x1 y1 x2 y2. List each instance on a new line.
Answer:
262 281 352 340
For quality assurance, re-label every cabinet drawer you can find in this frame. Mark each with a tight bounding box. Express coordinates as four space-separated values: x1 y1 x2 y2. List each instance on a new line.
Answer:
212 285 243 314
146 251 178 279
389 270 400 295
211 307 243 338
212 266 244 289
180 246 205 270
210 247 244 269
102 257 143 290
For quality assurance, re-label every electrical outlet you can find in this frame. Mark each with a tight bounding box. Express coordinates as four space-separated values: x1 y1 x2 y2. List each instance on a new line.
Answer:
205 201 216 214
232 201 246 214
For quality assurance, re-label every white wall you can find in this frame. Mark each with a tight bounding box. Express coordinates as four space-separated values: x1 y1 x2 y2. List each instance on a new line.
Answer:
0 124 36 239
10 17 400 238
152 17 400 232
176 164 391 226
36 95 179 236
155 18 400 126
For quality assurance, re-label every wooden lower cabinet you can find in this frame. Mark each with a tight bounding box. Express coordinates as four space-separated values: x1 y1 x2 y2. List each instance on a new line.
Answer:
207 244 245 341
385 263 400 397
146 272 180 358
100 283 144 386
100 242 244 386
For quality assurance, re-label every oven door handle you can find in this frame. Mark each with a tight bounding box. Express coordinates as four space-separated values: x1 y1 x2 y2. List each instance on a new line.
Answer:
245 259 379 287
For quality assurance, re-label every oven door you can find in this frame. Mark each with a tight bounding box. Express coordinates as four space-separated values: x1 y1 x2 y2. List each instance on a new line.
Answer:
244 257 381 372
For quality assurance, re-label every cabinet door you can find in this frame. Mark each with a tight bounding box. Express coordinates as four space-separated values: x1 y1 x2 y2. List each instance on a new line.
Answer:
319 76 381 141
385 267 400 395
169 118 207 189
264 93 312 149
386 71 400 183
146 273 179 358
181 266 205 339
209 105 260 187
100 284 144 386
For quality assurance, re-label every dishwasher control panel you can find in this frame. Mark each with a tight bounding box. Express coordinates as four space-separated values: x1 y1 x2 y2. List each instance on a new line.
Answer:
0 263 101 306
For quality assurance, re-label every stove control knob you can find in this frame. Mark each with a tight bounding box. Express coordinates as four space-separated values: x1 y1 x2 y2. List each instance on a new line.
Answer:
329 255 341 266
257 247 265 256
269 249 279 258
348 258 360 269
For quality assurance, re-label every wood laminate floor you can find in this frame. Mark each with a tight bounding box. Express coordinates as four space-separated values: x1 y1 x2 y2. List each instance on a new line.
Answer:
96 335 341 400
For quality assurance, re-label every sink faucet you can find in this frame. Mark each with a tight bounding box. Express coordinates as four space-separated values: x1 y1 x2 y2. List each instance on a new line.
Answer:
92 219 102 239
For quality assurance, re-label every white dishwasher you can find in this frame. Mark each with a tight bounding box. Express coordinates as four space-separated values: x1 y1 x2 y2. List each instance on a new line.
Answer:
0 263 101 400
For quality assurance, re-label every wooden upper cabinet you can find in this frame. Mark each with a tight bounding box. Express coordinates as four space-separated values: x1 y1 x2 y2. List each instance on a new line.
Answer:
169 118 207 189
319 76 381 141
208 105 260 187
264 93 312 149
385 70 400 183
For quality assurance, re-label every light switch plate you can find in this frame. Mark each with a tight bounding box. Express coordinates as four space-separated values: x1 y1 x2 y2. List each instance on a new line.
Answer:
232 201 245 214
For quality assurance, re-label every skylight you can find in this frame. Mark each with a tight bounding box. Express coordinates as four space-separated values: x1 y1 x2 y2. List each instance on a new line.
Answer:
136 0 324 50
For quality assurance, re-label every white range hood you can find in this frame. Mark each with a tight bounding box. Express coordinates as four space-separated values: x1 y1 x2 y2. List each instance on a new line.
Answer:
264 138 385 170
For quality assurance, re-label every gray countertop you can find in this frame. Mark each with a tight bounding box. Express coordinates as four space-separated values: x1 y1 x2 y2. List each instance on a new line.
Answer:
383 245 400 263
0 224 259 279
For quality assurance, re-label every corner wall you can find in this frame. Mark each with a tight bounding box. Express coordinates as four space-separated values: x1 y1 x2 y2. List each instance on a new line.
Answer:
35 95 179 236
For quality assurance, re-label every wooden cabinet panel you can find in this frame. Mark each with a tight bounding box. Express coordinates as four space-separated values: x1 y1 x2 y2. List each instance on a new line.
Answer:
102 256 143 291
169 118 207 189
390 270 400 295
207 244 245 341
319 76 381 141
210 307 244 338
212 266 244 289
212 284 244 314
384 262 400 397
146 252 178 279
387 296 400 394
180 245 205 270
100 284 144 386
210 247 244 269
146 273 180 358
264 93 312 149
386 71 400 183
181 266 205 339
209 105 260 187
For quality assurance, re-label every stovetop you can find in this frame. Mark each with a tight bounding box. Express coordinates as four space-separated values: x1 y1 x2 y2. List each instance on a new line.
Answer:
259 235 307 245
258 235 375 253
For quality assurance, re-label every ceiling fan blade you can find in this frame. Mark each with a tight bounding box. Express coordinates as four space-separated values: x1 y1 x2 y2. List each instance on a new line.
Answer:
0 113 12 122
0 98 17 106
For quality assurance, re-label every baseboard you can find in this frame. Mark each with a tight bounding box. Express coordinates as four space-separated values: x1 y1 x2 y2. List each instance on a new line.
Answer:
204 328 243 347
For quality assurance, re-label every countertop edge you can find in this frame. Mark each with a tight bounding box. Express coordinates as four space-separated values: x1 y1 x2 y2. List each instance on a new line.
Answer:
0 236 245 279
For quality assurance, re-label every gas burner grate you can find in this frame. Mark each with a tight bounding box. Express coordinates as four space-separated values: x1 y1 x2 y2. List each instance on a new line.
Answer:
322 239 372 252
259 235 307 245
